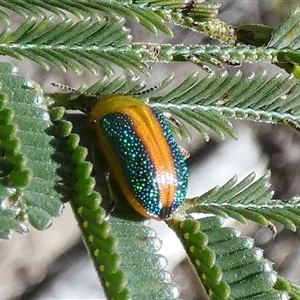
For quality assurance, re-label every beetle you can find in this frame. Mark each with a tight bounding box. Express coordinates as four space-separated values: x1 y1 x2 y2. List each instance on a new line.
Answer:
51 83 189 220
89 94 188 220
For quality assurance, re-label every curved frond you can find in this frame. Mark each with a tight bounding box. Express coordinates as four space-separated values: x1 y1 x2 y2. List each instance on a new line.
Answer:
0 62 64 238
0 16 151 75
49 74 174 107
3 2 300 76
0 0 172 36
147 71 300 140
51 71 300 142
179 171 300 231
168 217 287 300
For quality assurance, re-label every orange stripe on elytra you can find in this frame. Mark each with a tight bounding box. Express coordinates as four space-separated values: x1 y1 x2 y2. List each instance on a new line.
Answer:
122 104 177 209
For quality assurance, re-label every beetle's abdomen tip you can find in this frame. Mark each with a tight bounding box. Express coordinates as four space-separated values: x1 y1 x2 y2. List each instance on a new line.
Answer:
158 206 173 220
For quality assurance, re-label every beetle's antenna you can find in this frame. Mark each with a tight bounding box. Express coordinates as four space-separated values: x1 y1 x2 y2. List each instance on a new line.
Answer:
50 82 79 93
51 82 95 96
51 81 162 96
51 82 100 113
133 83 161 95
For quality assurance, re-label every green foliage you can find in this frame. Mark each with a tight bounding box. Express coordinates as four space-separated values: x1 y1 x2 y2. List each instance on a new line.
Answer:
168 217 287 299
179 171 300 231
1 1 300 300
0 62 63 238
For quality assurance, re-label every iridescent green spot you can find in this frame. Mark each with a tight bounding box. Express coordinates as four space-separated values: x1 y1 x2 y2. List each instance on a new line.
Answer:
77 206 83 214
189 246 194 253
88 235 93 242
83 221 88 228
94 249 99 257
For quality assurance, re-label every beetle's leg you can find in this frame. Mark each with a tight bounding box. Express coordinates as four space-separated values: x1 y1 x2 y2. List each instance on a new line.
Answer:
163 112 182 128
132 83 161 95
163 112 191 159
163 112 192 142
104 171 117 220
90 142 117 219
179 145 190 160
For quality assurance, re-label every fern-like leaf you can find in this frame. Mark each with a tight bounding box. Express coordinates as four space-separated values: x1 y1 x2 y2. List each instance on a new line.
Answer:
0 17 151 75
146 71 300 140
168 217 287 299
179 171 300 231
0 0 172 36
0 62 63 238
